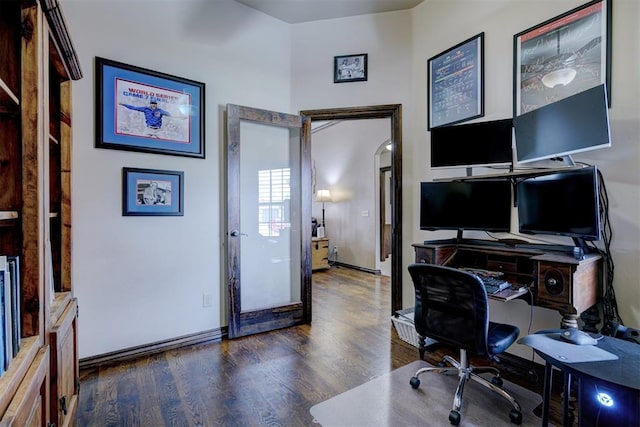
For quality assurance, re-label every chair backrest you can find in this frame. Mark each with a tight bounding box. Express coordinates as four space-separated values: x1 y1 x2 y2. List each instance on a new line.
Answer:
408 263 489 356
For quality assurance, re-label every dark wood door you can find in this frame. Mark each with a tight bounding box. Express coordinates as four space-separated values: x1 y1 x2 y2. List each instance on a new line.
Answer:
226 104 312 338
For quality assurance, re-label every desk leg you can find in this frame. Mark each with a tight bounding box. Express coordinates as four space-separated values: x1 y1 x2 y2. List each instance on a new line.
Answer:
563 371 572 426
560 312 580 329
542 362 553 427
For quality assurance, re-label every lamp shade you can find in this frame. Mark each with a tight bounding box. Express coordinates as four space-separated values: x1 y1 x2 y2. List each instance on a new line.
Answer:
316 189 332 203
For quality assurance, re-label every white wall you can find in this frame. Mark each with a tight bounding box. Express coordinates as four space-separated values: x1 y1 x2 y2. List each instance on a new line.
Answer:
291 10 414 110
63 0 292 358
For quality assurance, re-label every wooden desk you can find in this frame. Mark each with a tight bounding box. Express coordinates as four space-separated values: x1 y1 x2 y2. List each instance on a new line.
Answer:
413 239 602 328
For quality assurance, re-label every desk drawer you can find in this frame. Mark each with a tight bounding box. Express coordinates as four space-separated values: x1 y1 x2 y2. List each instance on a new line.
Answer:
312 239 329 270
486 259 519 274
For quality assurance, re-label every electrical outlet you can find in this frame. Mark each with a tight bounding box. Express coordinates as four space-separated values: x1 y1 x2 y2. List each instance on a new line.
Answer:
202 293 213 307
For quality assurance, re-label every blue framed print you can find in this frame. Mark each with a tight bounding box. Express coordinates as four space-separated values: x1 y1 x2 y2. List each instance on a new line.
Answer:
427 33 484 130
122 168 184 216
96 57 205 158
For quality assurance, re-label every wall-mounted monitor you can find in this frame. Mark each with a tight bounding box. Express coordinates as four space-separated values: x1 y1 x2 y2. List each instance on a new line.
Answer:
513 84 611 164
517 166 601 242
420 180 512 232
430 118 513 169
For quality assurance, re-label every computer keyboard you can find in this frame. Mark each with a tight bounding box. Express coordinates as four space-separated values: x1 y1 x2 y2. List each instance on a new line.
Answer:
460 268 512 294
479 275 512 294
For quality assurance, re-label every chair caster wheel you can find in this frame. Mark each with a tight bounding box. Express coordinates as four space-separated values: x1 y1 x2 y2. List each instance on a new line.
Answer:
437 360 447 368
449 410 461 425
491 376 503 387
409 376 421 389
509 409 522 425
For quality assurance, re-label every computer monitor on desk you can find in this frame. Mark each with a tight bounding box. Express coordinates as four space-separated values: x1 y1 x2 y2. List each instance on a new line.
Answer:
516 166 602 256
419 180 512 240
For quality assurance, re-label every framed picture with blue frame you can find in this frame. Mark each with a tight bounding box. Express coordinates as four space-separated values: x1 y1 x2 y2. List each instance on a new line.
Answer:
122 167 184 216
95 57 205 158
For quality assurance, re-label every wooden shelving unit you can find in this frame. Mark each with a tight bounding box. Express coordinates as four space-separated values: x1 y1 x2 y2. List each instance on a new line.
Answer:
0 1 81 425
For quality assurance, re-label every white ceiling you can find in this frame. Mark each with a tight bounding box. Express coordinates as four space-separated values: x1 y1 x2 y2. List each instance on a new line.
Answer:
235 0 425 24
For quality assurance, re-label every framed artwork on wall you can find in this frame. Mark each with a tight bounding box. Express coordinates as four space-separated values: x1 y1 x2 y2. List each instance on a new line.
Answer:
427 33 484 130
122 167 184 216
95 57 205 158
334 53 368 83
513 0 612 116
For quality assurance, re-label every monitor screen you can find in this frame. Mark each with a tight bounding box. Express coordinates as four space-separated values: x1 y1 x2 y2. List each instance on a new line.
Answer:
517 166 601 241
430 118 513 169
513 84 611 164
420 180 512 232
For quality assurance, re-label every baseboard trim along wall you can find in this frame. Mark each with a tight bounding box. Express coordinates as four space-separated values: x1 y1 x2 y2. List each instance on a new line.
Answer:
79 328 225 370
331 261 381 275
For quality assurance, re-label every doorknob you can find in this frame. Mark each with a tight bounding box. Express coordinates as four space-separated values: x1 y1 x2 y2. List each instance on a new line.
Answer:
229 230 248 237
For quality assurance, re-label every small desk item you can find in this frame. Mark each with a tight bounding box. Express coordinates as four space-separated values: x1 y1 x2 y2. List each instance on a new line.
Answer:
518 333 640 426
559 328 598 345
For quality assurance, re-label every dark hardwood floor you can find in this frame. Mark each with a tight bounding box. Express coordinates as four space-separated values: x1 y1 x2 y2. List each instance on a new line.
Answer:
76 266 562 426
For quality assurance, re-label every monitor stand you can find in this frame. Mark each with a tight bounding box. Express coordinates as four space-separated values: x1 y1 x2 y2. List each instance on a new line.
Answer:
572 237 590 259
517 155 576 169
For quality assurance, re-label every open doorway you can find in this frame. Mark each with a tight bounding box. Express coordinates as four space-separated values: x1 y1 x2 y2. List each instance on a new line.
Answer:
378 164 392 277
300 105 402 314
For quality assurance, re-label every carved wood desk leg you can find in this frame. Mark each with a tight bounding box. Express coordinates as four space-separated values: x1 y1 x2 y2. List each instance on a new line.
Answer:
560 312 580 329
580 305 601 333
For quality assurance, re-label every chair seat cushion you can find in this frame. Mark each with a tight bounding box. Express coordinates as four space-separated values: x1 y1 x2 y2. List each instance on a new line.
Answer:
487 322 520 356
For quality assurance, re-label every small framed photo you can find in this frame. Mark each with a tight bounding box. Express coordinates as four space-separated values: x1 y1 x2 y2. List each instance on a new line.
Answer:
427 33 484 130
334 53 368 83
122 167 184 216
96 57 205 158
513 0 612 116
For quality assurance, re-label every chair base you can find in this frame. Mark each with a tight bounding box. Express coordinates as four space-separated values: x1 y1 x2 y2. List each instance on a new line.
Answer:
410 350 523 425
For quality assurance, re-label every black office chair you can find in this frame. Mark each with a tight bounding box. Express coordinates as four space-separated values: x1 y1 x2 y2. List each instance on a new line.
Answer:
407 263 523 425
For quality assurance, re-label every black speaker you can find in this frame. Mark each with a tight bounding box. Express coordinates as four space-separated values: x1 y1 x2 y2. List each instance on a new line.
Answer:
536 262 571 304
543 269 565 296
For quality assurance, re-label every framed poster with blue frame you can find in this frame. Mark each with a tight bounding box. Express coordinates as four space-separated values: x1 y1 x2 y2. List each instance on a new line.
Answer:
96 57 205 158
122 167 184 216
427 33 484 130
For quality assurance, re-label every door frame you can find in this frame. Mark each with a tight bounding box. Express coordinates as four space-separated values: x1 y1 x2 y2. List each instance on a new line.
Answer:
226 104 312 338
300 104 402 313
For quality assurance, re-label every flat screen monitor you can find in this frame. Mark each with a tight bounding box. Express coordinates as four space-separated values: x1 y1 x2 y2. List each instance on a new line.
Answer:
517 166 601 241
430 118 513 169
420 180 512 232
513 84 611 164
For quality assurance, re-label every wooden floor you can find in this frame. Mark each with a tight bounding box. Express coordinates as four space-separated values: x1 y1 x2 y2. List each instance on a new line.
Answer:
76 266 562 426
